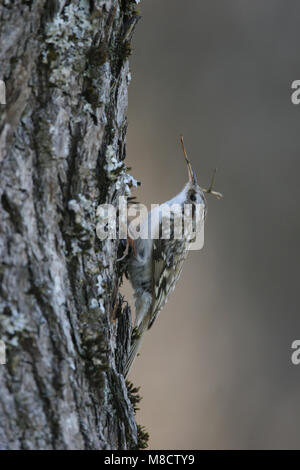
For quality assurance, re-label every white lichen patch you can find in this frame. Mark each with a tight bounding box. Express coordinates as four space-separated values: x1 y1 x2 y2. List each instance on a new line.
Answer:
104 145 139 196
95 275 106 314
68 194 98 256
99 299 105 314
104 145 124 180
68 199 80 213
89 298 99 310
82 102 94 116
78 193 94 212
0 303 27 346
43 3 93 90
68 194 97 228
96 274 105 296
92 357 102 366
71 239 82 256
116 172 139 196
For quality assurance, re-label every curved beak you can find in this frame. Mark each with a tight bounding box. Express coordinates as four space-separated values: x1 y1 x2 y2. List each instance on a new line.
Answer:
180 136 197 185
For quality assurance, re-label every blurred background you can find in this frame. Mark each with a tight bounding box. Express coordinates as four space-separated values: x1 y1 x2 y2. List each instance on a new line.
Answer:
123 0 300 449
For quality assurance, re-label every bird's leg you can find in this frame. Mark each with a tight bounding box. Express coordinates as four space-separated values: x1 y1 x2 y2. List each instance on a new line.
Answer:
117 240 129 262
128 237 137 257
202 168 223 199
117 236 137 262
131 326 141 343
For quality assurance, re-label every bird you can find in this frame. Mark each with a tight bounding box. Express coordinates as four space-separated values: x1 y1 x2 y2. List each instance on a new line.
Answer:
123 136 222 377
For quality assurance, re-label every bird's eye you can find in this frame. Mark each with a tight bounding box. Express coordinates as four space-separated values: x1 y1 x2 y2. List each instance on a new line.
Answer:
190 193 196 202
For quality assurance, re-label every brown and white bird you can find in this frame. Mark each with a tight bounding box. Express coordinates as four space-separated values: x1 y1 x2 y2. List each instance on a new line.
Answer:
124 137 222 377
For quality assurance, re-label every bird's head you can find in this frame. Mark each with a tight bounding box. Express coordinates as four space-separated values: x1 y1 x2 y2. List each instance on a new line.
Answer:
180 136 223 211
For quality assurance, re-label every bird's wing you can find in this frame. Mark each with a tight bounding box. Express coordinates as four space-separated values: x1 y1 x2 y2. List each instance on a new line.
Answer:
148 237 188 330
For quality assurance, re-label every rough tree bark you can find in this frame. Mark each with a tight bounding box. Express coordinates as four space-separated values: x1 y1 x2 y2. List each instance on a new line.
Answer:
0 0 142 450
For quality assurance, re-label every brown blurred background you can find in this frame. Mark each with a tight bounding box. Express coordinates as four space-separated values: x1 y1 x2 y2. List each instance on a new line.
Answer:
123 0 300 449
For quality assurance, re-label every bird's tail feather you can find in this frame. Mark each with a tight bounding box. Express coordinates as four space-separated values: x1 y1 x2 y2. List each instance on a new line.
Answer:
124 336 143 377
124 320 147 377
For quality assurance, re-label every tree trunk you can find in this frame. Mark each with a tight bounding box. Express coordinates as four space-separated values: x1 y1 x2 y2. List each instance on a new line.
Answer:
0 0 140 450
